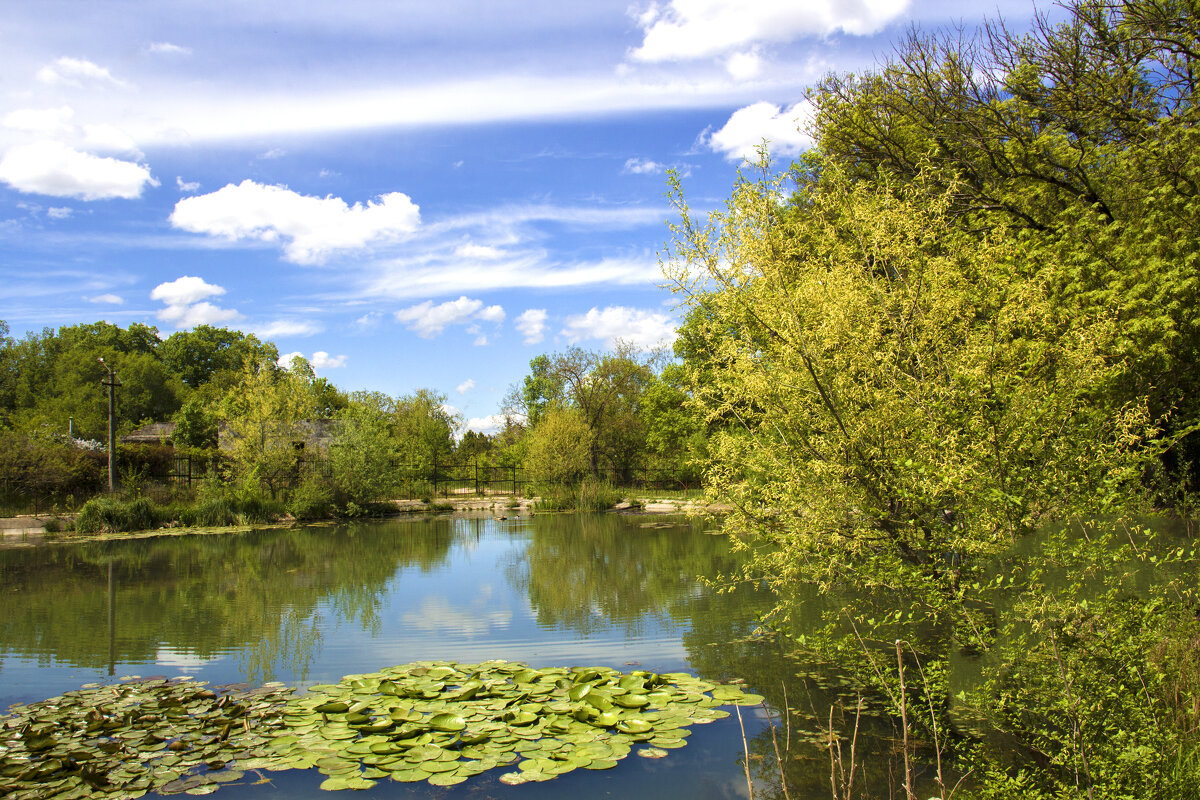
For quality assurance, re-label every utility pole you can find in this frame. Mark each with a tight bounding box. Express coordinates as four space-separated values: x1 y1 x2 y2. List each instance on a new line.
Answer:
98 358 120 492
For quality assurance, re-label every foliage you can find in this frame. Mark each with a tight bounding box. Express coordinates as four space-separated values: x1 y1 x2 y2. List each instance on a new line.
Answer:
75 495 160 534
664 134 1184 795
328 397 399 506
813 0 1200 483
288 476 334 520
524 406 590 489
0 429 104 504
535 477 623 513
0 660 759 797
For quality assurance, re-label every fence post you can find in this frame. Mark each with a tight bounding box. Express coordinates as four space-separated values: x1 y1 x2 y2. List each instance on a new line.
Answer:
474 460 479 496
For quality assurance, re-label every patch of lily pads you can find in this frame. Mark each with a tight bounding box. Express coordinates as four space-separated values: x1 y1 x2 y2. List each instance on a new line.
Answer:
0 661 765 797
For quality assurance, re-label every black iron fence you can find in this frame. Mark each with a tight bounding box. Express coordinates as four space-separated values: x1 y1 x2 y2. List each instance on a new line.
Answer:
77 453 699 500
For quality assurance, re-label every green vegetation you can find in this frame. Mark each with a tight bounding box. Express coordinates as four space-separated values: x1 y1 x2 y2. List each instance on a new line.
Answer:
0 660 760 798
663 1 1200 797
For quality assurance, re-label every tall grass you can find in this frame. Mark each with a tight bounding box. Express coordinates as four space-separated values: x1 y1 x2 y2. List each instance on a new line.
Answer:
534 478 622 512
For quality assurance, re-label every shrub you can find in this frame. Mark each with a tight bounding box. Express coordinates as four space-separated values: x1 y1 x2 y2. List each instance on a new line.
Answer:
288 479 334 520
75 496 159 533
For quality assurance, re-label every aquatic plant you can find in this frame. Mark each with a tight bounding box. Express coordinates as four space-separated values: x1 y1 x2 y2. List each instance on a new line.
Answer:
0 660 763 797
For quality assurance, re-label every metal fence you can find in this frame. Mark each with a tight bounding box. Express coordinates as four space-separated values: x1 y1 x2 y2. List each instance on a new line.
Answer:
145 455 698 499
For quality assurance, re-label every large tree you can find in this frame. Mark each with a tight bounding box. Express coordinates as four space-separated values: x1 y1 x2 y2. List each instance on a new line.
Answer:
814 0 1200 483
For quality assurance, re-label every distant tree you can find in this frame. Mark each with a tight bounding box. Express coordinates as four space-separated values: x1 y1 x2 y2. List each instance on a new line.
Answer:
160 325 278 389
523 407 590 488
392 389 459 481
328 398 399 506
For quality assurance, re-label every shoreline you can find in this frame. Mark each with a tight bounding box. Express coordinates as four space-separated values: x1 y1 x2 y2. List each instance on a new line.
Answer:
0 496 725 548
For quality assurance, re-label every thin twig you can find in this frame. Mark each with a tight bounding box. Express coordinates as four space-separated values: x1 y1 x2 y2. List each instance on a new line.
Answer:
735 702 755 800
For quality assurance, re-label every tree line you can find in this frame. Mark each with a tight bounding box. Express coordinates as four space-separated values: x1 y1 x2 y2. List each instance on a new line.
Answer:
0 318 702 515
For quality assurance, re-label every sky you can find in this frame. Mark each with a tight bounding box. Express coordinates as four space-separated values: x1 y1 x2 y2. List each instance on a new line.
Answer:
0 0 1053 434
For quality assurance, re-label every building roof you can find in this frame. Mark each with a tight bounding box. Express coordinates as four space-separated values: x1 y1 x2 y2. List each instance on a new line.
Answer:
120 421 177 444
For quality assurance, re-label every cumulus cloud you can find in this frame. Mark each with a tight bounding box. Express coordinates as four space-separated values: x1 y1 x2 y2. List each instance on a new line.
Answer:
36 57 127 87
253 319 323 339
724 49 764 80
465 415 511 436
0 141 157 200
623 157 663 175
704 100 816 162
158 301 241 328
151 276 240 329
515 309 548 344
150 275 225 306
394 296 505 339
310 351 347 369
631 0 910 62
561 306 676 349
456 379 476 394
477 305 505 323
276 351 304 368
3 106 74 136
169 180 421 264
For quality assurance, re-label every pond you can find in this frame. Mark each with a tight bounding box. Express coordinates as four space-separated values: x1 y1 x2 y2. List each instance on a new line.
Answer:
0 513 899 800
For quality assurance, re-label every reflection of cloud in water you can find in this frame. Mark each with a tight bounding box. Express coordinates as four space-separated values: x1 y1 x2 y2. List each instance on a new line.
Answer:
401 595 511 638
154 646 223 673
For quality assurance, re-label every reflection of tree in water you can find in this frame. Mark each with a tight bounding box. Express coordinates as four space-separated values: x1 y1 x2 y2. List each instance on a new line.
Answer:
0 518 456 684
683 580 940 800
509 514 743 635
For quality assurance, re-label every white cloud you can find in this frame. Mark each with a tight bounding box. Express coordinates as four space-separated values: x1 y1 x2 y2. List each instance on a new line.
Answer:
260 148 286 159
623 157 662 175
88 293 123 304
477 305 505 323
36 57 126 88
46 206 72 219
367 254 660 299
394 296 505 338
169 180 421 264
151 276 240 329
454 243 503 259
158 300 241 328
253 319 323 339
515 309 548 344
176 176 200 192
561 306 677 349
148 42 192 56
724 50 764 80
310 351 347 369
150 275 225 306
456 379 476 394
465 414 508 436
704 100 816 162
0 141 157 200
354 311 382 330
276 351 304 368
3 106 74 136
631 0 910 62
81 124 142 157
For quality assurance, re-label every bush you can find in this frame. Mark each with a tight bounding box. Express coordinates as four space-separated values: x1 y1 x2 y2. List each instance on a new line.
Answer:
288 479 334 520
534 478 621 512
75 496 159 533
179 496 238 527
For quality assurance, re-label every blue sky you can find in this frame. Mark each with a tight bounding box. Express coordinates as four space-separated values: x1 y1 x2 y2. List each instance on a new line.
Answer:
0 0 1050 433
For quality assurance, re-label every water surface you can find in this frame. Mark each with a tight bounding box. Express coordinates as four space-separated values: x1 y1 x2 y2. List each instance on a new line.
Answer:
0 513 882 799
